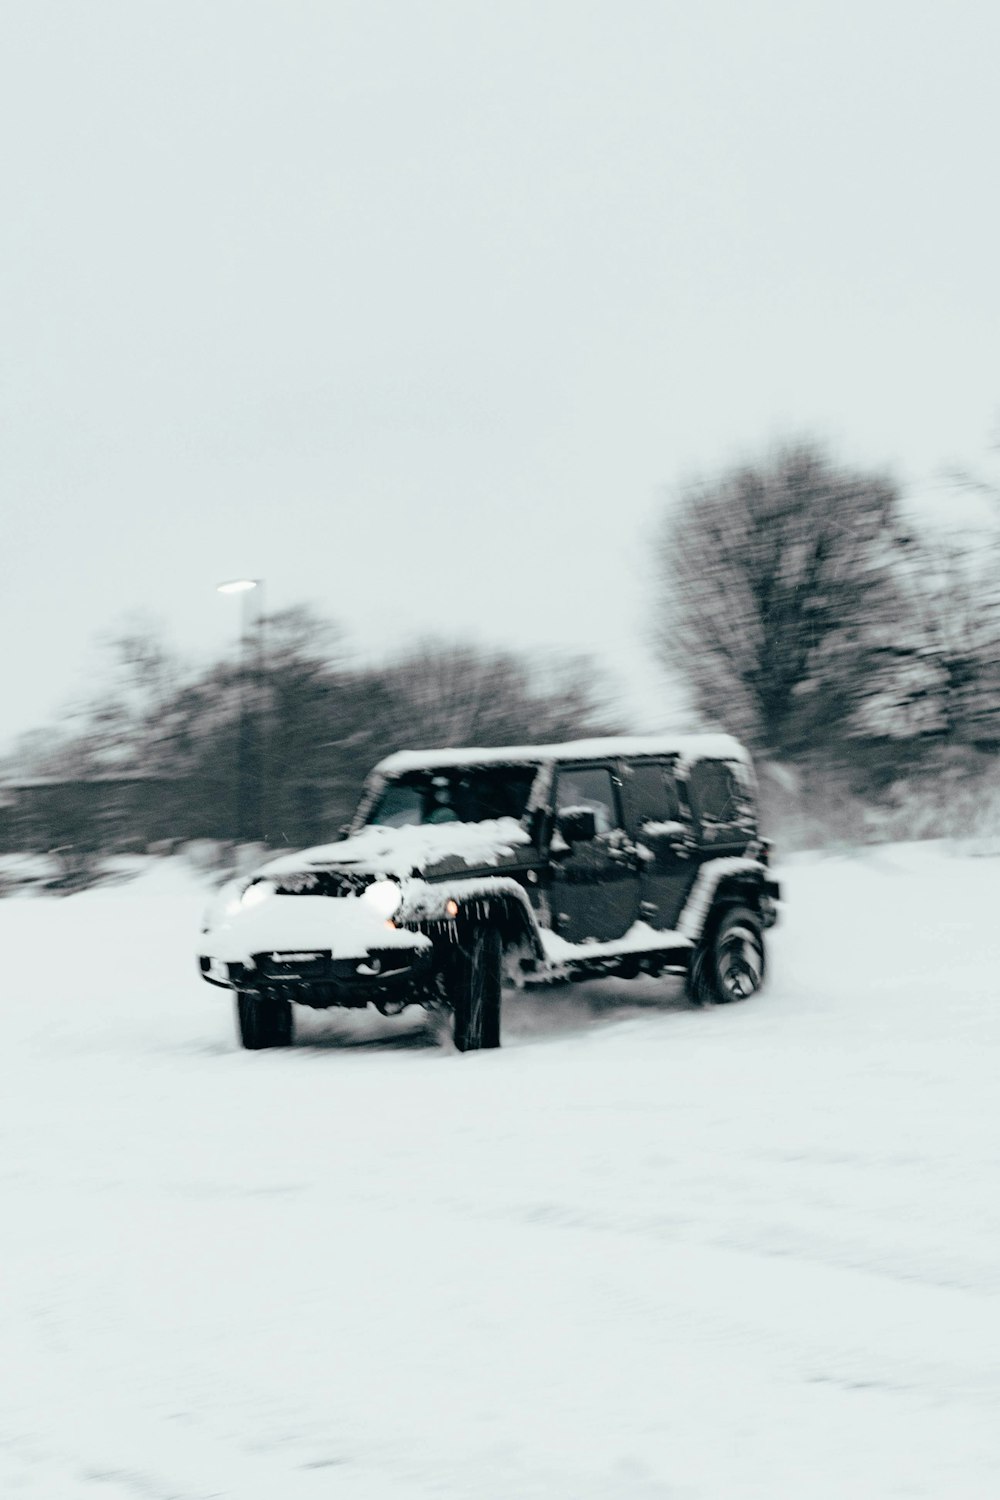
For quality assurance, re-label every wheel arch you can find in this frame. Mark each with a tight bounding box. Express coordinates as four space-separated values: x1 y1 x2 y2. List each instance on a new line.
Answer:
676 858 771 944
698 883 766 947
710 872 769 917
448 890 544 961
409 877 546 964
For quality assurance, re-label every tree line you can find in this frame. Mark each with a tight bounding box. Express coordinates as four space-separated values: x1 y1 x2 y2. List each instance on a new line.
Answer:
0 620 618 871
3 435 999 874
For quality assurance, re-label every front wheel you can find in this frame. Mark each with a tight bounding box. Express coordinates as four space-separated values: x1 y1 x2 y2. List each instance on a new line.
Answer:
236 992 293 1049
448 928 503 1052
687 906 765 1006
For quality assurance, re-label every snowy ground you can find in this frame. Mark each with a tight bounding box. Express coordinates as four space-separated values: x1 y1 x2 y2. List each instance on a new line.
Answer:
3 845 1000 1499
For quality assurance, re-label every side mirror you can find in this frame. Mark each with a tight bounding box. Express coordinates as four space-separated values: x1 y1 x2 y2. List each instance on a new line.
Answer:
557 807 597 845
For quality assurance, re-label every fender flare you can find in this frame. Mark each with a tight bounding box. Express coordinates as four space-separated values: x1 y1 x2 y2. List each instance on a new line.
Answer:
402 876 546 962
676 858 770 944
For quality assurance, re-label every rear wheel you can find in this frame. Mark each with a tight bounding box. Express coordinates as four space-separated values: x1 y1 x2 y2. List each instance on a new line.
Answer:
688 905 765 1006
236 992 294 1049
449 928 502 1052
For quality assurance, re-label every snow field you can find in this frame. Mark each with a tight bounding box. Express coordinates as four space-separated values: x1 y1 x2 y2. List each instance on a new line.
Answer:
2 843 999 1498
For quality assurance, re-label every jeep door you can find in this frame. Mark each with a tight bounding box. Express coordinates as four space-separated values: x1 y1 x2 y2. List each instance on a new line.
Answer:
624 758 698 930
548 762 640 942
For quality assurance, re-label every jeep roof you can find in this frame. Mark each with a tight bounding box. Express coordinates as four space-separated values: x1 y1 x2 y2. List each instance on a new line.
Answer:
372 733 750 777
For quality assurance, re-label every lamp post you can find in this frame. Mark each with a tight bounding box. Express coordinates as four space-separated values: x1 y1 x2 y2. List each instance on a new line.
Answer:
217 579 266 845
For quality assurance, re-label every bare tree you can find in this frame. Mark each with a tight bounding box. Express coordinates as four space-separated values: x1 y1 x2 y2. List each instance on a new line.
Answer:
862 538 1000 743
73 615 184 773
651 442 910 757
942 420 1000 508
371 641 617 753
3 611 618 856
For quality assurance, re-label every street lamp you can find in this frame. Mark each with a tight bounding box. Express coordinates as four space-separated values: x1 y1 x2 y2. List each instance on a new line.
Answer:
217 578 266 845
217 577 262 639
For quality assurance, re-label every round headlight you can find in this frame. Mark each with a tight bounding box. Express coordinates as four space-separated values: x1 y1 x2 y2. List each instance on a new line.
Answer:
362 879 403 918
241 879 276 909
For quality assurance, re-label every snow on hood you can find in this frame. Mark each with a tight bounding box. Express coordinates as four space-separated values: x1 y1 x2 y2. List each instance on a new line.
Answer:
259 817 531 880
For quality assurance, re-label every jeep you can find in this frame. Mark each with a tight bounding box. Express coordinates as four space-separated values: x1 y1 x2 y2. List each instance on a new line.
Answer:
198 734 780 1050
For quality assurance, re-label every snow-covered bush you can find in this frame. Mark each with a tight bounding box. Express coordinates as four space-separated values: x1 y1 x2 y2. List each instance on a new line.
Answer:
759 746 1000 852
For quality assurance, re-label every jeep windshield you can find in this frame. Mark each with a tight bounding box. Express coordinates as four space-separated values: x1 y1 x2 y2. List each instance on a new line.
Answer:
362 764 539 829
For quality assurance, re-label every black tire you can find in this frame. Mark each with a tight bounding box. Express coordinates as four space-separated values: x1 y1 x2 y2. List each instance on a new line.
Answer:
449 927 503 1052
687 905 765 1006
236 992 294 1049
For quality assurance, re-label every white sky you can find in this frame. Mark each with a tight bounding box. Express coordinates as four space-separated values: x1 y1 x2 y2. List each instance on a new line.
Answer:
2 0 998 750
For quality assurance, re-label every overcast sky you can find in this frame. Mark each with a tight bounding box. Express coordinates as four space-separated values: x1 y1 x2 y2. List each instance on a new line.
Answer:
2 0 998 751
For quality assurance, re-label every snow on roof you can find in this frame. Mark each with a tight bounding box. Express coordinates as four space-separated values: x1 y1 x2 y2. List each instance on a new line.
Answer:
374 733 750 777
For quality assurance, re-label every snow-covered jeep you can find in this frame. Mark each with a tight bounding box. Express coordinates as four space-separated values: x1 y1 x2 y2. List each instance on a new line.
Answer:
198 734 780 1050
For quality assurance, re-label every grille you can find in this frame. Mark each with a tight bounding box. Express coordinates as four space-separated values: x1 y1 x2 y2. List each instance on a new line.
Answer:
271 869 374 898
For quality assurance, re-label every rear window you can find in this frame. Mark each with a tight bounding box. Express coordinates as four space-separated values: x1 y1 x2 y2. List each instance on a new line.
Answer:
687 761 739 823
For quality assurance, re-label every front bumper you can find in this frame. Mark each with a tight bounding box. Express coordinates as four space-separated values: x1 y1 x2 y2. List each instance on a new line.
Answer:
198 942 434 1007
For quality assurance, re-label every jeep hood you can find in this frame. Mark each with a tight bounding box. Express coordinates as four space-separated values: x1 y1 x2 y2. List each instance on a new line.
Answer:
259 816 532 881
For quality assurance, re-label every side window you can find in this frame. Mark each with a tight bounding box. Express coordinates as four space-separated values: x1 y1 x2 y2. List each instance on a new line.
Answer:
728 760 758 829
626 761 682 825
687 760 738 825
553 766 620 836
